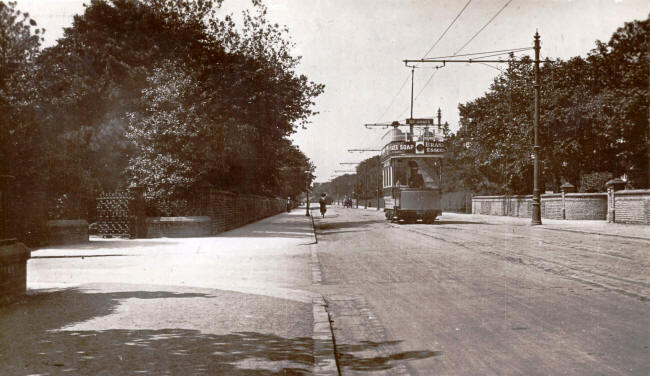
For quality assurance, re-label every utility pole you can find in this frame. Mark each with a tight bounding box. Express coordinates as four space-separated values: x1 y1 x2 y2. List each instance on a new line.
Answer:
403 32 542 225
304 170 311 217
531 31 542 225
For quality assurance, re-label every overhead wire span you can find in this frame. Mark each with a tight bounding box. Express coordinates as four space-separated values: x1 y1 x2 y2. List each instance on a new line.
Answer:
427 46 532 60
454 0 514 55
477 62 504 72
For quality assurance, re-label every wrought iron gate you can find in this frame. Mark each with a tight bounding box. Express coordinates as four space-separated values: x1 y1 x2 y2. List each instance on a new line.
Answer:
96 192 133 237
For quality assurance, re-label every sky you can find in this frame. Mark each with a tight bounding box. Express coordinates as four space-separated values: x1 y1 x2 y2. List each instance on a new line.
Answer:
14 0 650 182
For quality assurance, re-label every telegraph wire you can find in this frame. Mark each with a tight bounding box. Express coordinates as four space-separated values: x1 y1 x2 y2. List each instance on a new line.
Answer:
454 0 514 55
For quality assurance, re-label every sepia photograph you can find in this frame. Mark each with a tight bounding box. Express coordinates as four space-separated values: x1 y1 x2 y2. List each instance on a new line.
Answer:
0 0 648 374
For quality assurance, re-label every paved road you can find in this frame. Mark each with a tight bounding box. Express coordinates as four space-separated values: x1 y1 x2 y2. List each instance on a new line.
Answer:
312 206 649 375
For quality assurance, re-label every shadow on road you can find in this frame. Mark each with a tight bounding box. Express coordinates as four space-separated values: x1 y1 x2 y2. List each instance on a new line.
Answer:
1 289 315 375
1 288 442 375
315 220 381 232
337 340 442 371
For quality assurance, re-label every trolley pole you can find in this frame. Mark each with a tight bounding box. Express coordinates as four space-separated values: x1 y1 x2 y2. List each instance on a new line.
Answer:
531 32 542 225
409 65 415 137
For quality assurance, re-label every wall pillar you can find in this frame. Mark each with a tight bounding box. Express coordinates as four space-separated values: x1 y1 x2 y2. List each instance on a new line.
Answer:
560 182 576 220
606 178 626 223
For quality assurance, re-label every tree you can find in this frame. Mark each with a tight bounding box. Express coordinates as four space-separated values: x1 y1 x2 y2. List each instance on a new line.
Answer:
446 17 648 194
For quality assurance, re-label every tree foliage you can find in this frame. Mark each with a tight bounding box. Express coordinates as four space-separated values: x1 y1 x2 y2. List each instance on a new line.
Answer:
445 18 648 194
1 0 321 240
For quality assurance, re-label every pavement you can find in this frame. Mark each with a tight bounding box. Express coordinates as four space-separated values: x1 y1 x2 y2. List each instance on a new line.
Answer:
0 209 337 375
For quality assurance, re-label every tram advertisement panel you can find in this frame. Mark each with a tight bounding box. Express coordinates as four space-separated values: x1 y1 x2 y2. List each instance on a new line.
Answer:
382 141 445 158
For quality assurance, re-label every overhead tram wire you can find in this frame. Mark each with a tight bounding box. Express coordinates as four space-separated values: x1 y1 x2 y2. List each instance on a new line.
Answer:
404 0 516 111
421 0 473 59
375 73 412 123
453 0 514 55
374 0 473 124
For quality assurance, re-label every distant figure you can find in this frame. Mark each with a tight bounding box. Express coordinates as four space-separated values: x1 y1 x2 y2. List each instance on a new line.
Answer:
408 161 424 188
319 193 327 218
287 197 291 212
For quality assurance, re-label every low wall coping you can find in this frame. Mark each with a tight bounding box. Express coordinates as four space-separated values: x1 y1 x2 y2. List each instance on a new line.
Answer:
541 193 562 198
46 219 88 227
146 216 211 223
614 189 650 196
473 195 532 200
565 192 607 198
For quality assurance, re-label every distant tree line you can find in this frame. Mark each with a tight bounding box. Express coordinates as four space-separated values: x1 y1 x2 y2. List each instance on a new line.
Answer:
443 18 648 195
315 155 381 204
0 0 321 241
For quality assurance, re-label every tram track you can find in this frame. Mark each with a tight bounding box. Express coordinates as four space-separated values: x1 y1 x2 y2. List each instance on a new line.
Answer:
389 222 650 301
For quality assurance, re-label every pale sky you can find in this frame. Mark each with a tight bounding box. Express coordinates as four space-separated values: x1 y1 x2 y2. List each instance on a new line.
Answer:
15 0 650 182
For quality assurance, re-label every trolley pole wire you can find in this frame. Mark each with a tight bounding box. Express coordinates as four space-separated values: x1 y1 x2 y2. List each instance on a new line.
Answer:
454 0 514 55
403 32 543 225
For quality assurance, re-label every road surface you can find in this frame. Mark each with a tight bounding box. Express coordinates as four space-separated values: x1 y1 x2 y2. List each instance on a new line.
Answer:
311 206 649 375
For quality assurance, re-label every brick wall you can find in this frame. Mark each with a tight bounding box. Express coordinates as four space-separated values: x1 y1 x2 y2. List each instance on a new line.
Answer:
198 190 287 236
472 192 622 222
564 193 607 220
541 194 563 219
146 216 212 238
0 240 30 305
46 220 89 245
473 195 531 217
614 190 650 224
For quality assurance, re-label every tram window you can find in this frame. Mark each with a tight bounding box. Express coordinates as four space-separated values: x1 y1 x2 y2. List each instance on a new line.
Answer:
392 160 407 187
418 159 441 188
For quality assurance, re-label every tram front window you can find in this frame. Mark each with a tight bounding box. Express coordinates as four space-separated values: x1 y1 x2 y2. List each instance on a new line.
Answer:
392 159 440 189
408 161 424 188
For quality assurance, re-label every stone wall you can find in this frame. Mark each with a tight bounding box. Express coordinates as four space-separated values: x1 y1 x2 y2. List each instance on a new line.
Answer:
0 240 30 305
472 190 649 224
46 220 89 245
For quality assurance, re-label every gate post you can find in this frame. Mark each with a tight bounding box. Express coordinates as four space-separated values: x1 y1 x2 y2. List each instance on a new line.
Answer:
130 186 147 238
0 175 14 240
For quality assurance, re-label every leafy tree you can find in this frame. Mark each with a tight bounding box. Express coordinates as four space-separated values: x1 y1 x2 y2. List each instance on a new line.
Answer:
446 17 648 194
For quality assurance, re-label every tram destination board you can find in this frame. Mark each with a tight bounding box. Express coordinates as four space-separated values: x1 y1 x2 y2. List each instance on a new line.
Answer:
406 118 434 125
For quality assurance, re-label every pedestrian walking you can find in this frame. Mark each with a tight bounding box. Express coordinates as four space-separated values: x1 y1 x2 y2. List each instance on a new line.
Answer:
319 193 327 218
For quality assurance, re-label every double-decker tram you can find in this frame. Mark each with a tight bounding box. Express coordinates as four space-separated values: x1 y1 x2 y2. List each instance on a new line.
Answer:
381 121 446 223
